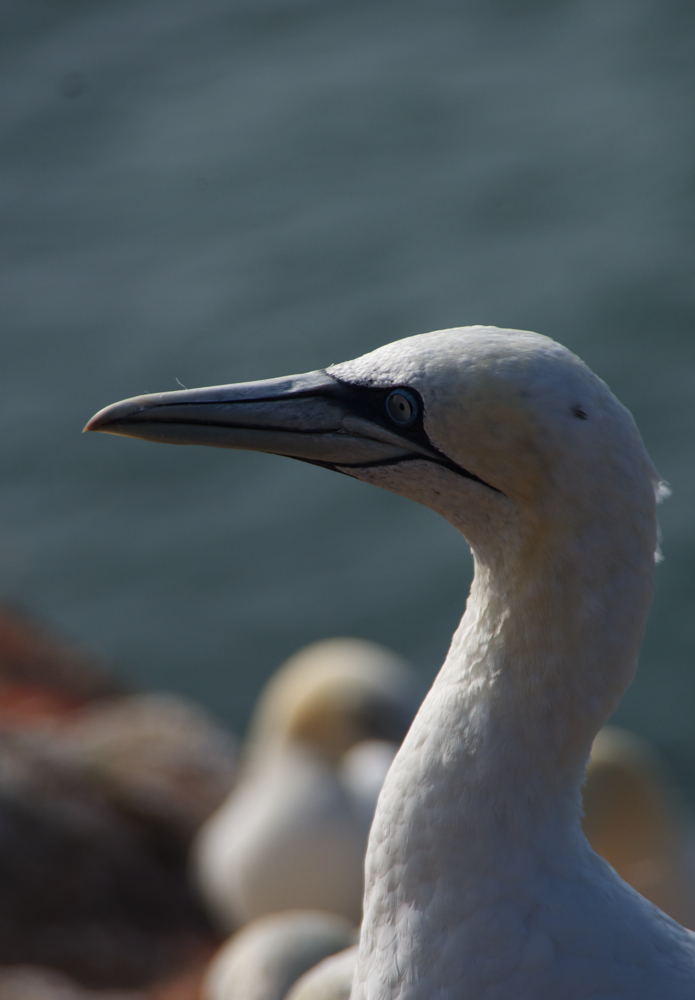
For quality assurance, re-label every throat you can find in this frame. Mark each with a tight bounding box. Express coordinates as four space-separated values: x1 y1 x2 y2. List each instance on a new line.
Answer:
432 548 651 797
366 538 655 891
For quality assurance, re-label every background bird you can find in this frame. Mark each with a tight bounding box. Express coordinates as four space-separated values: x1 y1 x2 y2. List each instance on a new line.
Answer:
192 637 417 930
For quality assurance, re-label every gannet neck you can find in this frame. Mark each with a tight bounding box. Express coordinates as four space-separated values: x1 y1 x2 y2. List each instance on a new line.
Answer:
454 522 655 789
352 561 669 999
381 467 657 849
352 460 665 997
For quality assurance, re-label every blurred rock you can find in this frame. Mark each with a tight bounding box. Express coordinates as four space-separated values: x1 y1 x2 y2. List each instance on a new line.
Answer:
0 607 118 719
0 609 238 990
0 729 214 989
49 693 238 840
0 965 144 998
148 944 218 1000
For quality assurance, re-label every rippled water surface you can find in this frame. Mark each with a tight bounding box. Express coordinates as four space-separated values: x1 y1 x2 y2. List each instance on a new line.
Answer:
1 0 694 780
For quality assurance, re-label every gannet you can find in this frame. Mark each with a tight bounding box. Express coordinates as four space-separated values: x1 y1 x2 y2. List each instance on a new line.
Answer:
202 910 355 1000
583 726 695 930
240 638 417 775
192 638 413 929
286 945 357 1000
87 326 695 998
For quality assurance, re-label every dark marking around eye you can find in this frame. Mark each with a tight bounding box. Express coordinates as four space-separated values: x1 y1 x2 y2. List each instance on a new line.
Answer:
572 405 588 420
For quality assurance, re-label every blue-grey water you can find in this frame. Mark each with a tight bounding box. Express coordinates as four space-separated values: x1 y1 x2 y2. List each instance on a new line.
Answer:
1 0 695 784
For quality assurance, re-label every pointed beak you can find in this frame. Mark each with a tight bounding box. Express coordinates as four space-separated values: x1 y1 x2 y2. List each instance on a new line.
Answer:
84 370 440 473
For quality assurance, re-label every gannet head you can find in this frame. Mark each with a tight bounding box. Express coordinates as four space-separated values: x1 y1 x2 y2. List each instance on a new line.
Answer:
87 326 664 738
243 638 418 768
86 325 660 566
336 328 664 577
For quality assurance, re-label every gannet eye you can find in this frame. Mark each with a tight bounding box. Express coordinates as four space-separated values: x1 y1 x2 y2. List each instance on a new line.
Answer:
385 390 418 427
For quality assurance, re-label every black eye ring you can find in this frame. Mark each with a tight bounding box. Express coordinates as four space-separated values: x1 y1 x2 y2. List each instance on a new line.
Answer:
385 389 419 428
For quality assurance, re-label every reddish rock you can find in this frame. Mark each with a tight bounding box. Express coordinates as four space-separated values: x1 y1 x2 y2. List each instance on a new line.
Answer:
51 693 237 839
0 607 118 714
0 964 145 998
0 610 235 991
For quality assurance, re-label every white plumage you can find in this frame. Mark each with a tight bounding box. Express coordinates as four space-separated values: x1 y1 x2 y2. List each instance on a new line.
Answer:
88 325 695 998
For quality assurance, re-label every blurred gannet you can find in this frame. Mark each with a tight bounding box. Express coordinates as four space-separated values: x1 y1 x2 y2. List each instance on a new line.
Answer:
202 910 355 1000
286 945 357 1000
584 726 695 930
87 326 695 998
192 639 414 929
240 638 416 774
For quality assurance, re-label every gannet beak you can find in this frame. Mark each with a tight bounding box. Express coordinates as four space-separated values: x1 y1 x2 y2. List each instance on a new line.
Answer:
84 370 449 475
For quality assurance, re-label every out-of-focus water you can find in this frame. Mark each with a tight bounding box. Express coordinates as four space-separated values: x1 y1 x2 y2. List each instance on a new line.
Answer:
1 0 694 778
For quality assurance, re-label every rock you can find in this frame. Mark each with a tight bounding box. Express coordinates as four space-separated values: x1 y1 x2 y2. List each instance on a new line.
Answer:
50 693 238 839
0 729 213 989
0 964 144 998
0 609 236 990
0 607 118 716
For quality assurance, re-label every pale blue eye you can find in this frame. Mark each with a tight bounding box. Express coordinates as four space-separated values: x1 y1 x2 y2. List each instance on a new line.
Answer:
385 390 418 427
